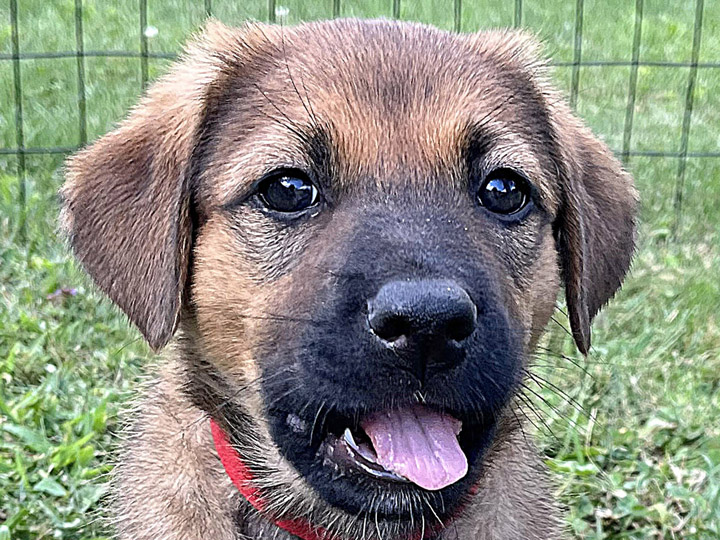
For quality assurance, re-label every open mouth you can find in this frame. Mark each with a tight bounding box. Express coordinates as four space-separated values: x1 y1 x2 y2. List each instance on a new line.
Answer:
288 403 473 492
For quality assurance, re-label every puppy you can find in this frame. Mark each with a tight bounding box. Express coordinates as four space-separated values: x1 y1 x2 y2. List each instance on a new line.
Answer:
62 19 637 540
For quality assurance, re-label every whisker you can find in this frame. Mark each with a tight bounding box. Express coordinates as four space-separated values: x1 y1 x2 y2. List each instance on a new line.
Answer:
519 380 576 425
553 303 569 318
422 493 444 528
536 344 609 368
508 405 533 449
176 366 295 433
521 381 587 440
524 370 589 416
279 27 321 130
550 315 575 341
310 400 327 445
515 391 559 442
251 81 313 143
263 382 304 411
526 360 585 372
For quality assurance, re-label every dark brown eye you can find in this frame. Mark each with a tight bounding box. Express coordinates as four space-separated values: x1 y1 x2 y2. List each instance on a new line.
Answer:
477 169 531 215
258 172 319 213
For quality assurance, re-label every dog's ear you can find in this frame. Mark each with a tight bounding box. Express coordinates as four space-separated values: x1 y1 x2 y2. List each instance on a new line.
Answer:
469 30 638 354
552 109 638 355
62 20 269 350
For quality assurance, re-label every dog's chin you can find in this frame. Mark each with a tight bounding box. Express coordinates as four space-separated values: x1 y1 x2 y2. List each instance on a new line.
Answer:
264 393 500 521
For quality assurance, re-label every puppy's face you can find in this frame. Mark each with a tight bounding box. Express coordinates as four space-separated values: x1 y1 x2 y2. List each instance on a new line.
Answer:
63 19 637 539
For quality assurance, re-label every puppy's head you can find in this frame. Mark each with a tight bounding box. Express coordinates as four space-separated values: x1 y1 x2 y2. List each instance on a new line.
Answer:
63 19 637 538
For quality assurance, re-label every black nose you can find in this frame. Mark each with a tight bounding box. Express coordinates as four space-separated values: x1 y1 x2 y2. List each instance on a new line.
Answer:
368 279 477 344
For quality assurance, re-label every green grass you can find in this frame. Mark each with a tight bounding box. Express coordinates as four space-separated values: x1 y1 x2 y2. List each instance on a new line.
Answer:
1 1 719 539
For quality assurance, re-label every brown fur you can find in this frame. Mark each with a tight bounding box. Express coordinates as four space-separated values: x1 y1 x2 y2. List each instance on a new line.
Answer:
62 19 637 540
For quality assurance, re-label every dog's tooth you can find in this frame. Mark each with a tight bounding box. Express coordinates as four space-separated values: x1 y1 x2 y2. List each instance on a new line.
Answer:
343 428 358 450
344 428 380 464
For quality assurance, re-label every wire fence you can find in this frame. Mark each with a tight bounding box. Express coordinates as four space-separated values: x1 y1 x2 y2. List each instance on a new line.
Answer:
2 0 717 237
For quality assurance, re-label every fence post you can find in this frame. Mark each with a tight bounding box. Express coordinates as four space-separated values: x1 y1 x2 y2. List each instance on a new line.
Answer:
514 0 522 28
9 0 26 239
673 0 704 238
570 0 585 111
139 0 149 88
622 0 643 165
75 0 87 147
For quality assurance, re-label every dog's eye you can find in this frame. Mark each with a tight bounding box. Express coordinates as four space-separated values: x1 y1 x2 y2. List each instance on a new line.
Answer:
477 169 531 215
258 172 319 213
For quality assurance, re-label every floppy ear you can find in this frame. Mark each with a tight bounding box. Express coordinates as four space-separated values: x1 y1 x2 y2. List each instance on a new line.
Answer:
552 111 638 354
62 21 265 350
473 29 639 354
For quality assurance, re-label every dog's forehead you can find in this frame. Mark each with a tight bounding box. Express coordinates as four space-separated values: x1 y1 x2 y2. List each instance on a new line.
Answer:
204 20 558 208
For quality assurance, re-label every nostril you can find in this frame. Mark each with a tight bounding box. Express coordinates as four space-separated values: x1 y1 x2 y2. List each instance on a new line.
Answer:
368 311 411 342
445 309 477 342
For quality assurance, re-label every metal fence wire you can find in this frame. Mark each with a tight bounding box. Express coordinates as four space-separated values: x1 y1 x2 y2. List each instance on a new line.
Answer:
2 0 717 235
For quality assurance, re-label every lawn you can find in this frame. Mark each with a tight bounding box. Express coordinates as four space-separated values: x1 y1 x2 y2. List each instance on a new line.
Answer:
1 1 719 539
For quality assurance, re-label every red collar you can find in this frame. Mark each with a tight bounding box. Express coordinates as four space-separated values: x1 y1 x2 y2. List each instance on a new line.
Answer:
211 420 451 540
211 419 336 540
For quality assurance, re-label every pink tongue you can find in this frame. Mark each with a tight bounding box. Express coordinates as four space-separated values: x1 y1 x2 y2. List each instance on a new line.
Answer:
361 405 468 491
